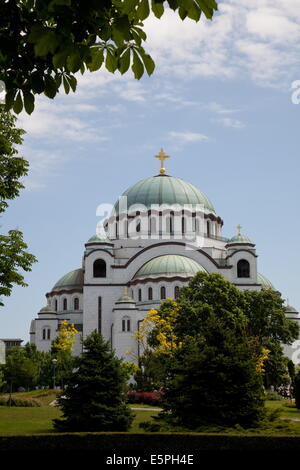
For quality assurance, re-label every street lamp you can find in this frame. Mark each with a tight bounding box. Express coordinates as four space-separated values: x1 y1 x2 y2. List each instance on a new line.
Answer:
52 358 57 389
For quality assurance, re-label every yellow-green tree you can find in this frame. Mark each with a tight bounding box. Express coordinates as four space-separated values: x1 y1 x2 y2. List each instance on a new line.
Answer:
51 320 78 388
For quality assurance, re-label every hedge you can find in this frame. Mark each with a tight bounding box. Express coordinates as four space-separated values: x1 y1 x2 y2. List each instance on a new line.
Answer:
0 397 41 407
0 433 300 452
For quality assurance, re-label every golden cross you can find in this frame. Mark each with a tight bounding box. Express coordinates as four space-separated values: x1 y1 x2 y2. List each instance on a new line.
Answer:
123 286 128 296
237 224 242 235
155 148 171 175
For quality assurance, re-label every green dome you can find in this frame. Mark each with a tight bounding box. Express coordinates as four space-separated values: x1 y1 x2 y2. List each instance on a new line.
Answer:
39 305 56 314
87 235 111 243
113 174 215 216
52 268 83 290
257 272 274 290
133 254 206 280
227 233 253 245
286 305 298 314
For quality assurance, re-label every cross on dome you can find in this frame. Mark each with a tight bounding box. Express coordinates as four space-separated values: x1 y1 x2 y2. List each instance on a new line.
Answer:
237 224 242 235
155 148 171 175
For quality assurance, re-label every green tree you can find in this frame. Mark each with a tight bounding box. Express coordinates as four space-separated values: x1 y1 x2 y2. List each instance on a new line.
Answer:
3 346 39 394
243 289 299 389
0 108 37 306
0 0 218 114
162 335 265 429
294 371 300 409
51 320 78 388
141 273 275 428
53 331 134 432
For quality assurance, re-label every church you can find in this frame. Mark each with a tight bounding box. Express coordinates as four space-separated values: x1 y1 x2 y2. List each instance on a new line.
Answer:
29 150 300 362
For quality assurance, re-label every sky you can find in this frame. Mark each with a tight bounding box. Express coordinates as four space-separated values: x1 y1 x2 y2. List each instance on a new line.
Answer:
1 0 300 342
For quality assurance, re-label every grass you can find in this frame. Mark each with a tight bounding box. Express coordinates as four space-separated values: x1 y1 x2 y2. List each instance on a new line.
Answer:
0 396 300 436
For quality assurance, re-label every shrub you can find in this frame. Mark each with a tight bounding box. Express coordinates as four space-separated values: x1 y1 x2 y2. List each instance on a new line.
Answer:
0 396 41 407
127 391 163 406
265 390 283 401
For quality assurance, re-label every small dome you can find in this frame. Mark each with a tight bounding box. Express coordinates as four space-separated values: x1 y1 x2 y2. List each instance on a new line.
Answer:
286 305 299 314
86 234 111 244
257 273 274 290
52 268 83 291
133 254 206 280
113 174 216 216
227 233 253 245
39 305 56 314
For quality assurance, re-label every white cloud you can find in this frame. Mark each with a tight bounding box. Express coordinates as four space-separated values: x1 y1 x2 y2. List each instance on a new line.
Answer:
168 131 209 142
213 117 245 129
18 98 109 143
141 2 300 87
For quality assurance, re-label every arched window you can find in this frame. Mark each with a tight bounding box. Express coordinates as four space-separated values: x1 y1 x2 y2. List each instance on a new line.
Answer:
122 316 131 332
148 287 153 301
54 299 58 311
161 286 166 300
42 327 51 340
138 289 142 301
182 216 185 234
207 221 210 237
136 220 141 233
237 259 250 278
63 298 67 311
174 286 180 299
74 297 79 310
93 259 106 278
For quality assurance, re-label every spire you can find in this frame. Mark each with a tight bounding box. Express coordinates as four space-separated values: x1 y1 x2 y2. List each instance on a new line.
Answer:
236 224 242 236
155 148 171 175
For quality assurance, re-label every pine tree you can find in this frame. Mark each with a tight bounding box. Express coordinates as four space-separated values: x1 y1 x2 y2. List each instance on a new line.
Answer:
53 331 134 432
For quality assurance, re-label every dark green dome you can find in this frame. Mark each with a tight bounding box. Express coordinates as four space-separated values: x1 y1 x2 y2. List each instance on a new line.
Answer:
52 268 83 290
113 174 215 216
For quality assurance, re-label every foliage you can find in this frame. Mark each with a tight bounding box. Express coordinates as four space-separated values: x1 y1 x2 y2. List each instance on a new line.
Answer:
0 0 218 114
134 349 168 391
0 108 37 306
2 346 39 392
0 396 41 407
138 273 272 428
127 391 163 406
53 331 134 432
51 320 77 358
294 372 300 409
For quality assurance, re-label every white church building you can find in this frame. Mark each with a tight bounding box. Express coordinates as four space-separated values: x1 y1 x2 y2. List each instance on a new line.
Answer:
29 150 300 362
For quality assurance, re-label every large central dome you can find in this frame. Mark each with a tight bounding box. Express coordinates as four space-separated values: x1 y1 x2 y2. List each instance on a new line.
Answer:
113 174 215 216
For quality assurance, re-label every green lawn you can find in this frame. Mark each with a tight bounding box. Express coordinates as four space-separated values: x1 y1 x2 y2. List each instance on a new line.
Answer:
0 398 160 435
0 398 300 436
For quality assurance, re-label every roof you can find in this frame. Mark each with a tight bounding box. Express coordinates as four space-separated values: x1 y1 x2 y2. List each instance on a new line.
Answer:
113 174 216 216
52 268 84 291
227 233 253 245
133 254 207 280
87 235 111 244
257 272 275 290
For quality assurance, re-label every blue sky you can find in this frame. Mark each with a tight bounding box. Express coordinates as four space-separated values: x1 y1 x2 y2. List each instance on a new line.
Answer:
1 0 300 342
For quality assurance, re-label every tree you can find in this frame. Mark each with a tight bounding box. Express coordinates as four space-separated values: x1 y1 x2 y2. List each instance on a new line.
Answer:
51 320 78 388
0 0 218 114
140 272 300 428
294 371 300 409
53 331 134 432
3 346 39 395
162 335 265 429
242 289 299 389
0 108 37 306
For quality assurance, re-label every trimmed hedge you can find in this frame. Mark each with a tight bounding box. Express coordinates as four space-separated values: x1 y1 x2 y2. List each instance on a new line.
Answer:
0 397 41 407
0 433 300 452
